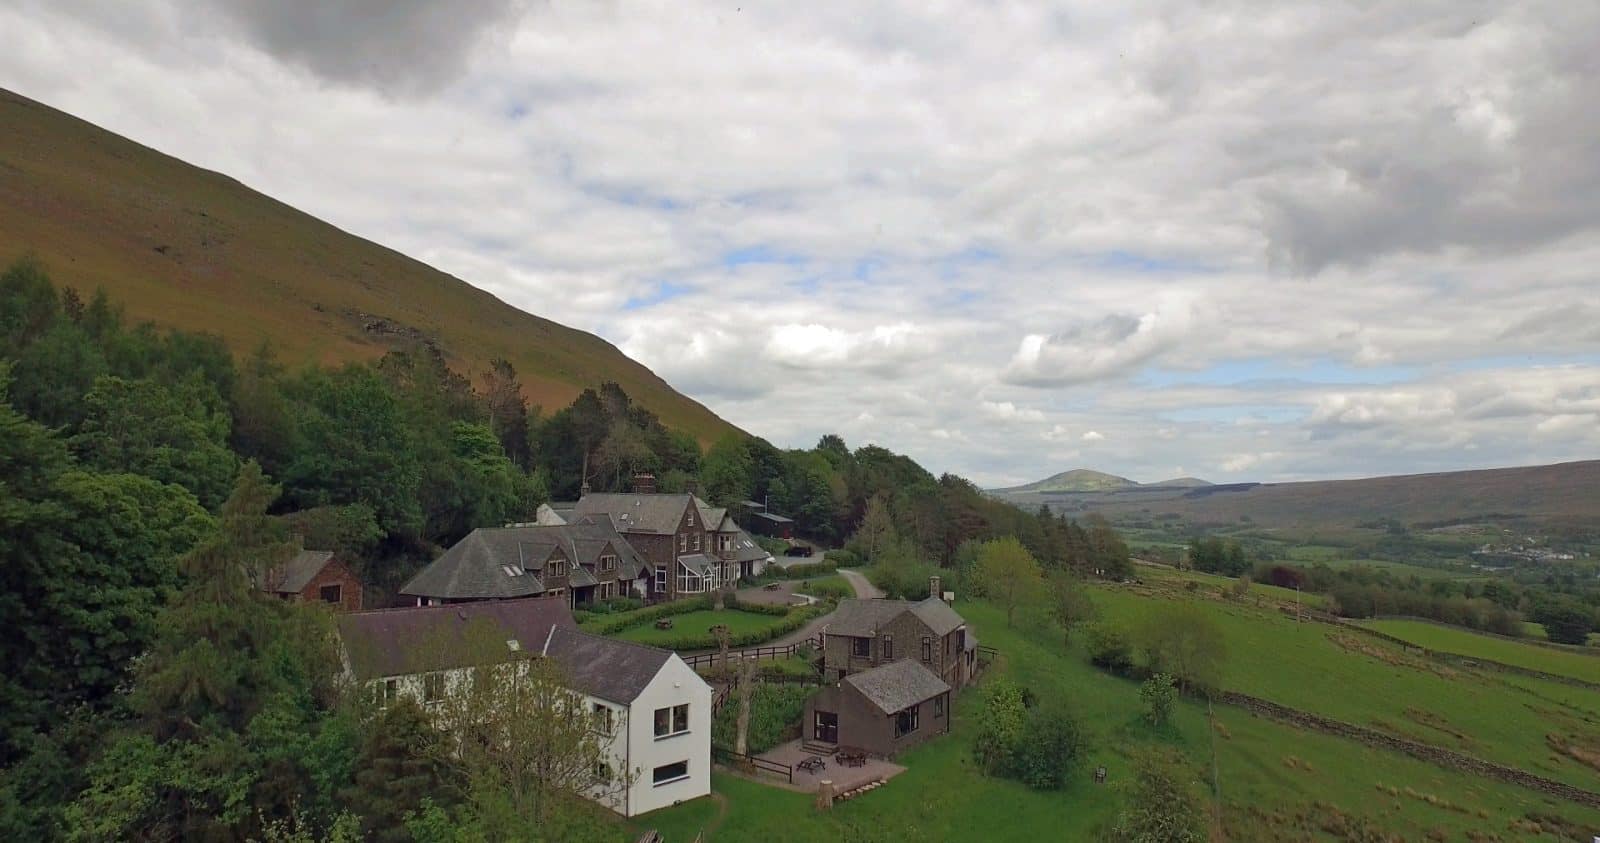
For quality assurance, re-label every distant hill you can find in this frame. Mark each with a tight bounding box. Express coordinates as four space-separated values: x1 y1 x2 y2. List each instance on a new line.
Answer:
996 460 1600 529
0 89 738 443
1151 476 1213 488
992 468 1140 494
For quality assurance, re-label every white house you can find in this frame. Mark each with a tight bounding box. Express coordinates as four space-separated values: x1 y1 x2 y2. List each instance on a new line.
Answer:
335 597 712 818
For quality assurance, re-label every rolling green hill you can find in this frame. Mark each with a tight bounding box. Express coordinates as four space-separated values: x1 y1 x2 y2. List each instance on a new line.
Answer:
0 88 738 443
992 468 1139 494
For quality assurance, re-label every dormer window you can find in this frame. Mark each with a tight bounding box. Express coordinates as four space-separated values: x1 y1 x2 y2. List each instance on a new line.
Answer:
599 554 616 571
549 559 567 578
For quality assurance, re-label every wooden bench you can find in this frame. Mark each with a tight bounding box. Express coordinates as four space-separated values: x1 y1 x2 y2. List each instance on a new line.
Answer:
837 748 868 767
797 756 827 773
654 618 674 630
763 582 782 591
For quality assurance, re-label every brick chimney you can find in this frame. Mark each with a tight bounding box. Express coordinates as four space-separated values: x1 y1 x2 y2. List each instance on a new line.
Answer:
633 473 656 494
929 574 943 602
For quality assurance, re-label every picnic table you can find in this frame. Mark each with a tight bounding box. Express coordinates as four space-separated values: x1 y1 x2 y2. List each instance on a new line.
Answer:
763 581 782 591
654 618 674 630
838 749 868 768
797 756 827 773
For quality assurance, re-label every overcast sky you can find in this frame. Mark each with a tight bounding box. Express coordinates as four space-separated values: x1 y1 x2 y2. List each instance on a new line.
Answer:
5 1 1598 487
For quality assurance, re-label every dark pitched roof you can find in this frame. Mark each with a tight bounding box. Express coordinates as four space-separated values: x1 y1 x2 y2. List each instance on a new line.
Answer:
571 493 693 534
336 597 577 681
264 550 336 594
677 553 717 575
542 626 676 704
752 511 794 524
726 531 771 563
401 516 648 600
908 597 966 636
826 598 967 638
399 529 550 600
844 660 950 714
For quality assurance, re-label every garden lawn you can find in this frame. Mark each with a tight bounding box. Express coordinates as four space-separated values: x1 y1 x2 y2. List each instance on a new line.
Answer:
1362 618 1600 683
611 609 800 647
791 574 853 601
1090 584 1600 790
625 597 1600 842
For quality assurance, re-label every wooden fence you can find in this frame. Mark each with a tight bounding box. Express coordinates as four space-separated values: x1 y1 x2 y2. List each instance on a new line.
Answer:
683 636 822 672
713 746 794 784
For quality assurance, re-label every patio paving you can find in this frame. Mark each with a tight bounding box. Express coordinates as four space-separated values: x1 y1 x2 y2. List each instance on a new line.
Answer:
754 739 906 793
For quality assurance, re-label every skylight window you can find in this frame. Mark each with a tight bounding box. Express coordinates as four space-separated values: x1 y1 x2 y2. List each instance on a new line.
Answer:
502 565 523 577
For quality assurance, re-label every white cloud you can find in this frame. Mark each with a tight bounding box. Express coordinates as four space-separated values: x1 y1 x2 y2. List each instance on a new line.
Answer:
5 1 1600 488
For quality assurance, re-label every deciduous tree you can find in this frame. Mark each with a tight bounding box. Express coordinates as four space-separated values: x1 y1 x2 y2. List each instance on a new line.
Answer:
975 537 1044 627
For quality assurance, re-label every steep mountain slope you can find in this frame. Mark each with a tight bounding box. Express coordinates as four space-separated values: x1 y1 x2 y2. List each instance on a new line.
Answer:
991 468 1139 494
0 89 738 442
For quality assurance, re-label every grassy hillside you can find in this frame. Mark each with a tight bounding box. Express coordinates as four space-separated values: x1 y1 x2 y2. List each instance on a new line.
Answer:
1362 619 1600 684
0 89 738 443
630 596 1600 841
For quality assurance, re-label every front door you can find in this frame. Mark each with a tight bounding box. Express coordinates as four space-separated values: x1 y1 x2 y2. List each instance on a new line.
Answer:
813 711 838 743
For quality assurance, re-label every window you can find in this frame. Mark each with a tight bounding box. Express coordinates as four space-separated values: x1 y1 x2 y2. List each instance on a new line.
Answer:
922 636 932 662
688 510 695 527
679 533 687 552
653 703 690 738
693 532 701 550
895 704 921 738
652 761 689 786
882 635 893 660
383 678 398 703
851 636 871 658
319 583 342 604
549 559 567 578
593 702 615 735
934 695 945 717
423 672 445 704
654 567 667 592
599 554 616 571
594 760 613 782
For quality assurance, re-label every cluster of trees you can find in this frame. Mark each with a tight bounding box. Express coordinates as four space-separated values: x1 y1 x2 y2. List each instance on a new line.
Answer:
972 678 1084 791
1249 561 1599 640
1186 537 1250 576
1083 604 1229 697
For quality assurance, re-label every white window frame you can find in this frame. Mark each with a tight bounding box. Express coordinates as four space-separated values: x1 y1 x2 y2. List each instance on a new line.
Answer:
653 703 690 739
652 760 690 787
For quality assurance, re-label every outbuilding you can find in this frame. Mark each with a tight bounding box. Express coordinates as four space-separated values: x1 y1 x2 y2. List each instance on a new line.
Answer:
802 659 951 758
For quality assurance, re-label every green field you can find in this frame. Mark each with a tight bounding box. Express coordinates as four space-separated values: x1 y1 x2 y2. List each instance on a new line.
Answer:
1090 585 1600 791
624 597 1600 841
610 609 803 647
1363 619 1600 684
1305 557 1482 580
1136 564 1329 609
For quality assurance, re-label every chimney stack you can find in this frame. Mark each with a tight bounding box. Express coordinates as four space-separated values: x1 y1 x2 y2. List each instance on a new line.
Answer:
929 574 943 602
633 473 656 494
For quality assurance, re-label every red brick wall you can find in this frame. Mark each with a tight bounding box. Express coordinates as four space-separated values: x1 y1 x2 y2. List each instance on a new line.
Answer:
296 557 364 611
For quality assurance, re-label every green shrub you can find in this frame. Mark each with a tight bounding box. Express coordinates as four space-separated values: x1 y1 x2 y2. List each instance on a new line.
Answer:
973 678 1026 775
1085 622 1135 675
1140 673 1177 727
798 578 853 602
823 549 860 566
755 536 789 556
1009 703 1084 790
765 561 839 580
726 596 791 617
712 683 817 754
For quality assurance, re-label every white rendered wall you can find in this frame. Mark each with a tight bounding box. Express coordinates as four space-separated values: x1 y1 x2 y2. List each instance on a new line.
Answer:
622 654 713 816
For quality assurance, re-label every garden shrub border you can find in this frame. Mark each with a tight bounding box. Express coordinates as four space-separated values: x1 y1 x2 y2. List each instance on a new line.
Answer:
635 604 830 651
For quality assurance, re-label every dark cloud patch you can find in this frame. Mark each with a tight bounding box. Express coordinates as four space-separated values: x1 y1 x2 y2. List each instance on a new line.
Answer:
1258 4 1600 273
200 0 528 95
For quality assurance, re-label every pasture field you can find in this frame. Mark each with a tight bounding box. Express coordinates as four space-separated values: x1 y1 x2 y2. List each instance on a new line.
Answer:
627 598 1600 841
1090 584 1600 791
1362 618 1600 683
1136 564 1329 609
1305 557 1482 580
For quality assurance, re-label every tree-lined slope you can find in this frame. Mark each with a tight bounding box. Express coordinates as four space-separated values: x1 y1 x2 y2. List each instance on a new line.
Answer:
0 89 736 442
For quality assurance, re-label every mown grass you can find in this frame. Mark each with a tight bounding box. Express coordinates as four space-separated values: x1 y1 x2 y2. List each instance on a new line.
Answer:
1362 618 1600 683
624 597 1600 841
610 609 804 647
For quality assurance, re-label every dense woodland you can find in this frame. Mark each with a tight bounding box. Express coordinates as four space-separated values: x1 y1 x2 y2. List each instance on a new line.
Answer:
0 257 1136 840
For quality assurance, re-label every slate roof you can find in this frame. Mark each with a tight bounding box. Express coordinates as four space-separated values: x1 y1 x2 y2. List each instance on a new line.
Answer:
752 511 795 524
542 626 676 704
844 659 950 714
401 515 646 600
337 597 577 680
572 493 694 534
400 529 551 600
826 597 967 638
263 550 335 594
726 533 772 564
908 597 966 637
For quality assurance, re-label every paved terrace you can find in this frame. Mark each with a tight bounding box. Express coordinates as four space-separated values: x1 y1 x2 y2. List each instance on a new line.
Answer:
753 739 907 794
